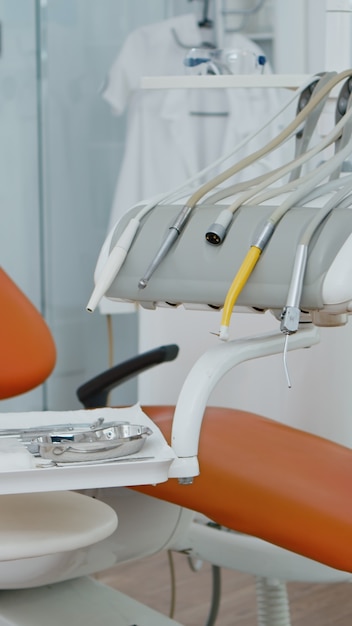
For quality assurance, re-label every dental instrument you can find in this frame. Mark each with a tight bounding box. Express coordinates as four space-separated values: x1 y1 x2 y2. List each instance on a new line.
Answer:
137 70 352 290
137 75 332 289
281 183 352 337
204 73 352 246
279 92 352 340
218 126 352 341
138 204 193 289
213 83 352 339
204 97 352 247
87 74 320 310
280 181 352 384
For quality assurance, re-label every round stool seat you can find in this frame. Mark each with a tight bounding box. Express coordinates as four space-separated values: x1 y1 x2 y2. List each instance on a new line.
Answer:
0 491 118 561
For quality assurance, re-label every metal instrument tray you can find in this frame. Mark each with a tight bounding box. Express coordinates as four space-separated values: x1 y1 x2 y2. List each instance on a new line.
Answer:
34 422 153 462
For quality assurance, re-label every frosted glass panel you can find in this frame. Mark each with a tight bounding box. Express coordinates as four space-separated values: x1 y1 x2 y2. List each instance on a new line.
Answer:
40 0 170 409
0 1 199 411
0 0 41 300
0 0 44 411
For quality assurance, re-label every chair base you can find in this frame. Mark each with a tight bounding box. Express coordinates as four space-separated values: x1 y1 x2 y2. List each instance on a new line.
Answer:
0 576 183 626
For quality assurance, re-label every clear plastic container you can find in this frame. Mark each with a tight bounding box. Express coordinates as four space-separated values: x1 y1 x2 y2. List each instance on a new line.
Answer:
184 47 266 76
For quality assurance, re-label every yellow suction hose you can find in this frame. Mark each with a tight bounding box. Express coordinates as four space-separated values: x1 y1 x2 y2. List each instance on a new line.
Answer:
219 245 262 341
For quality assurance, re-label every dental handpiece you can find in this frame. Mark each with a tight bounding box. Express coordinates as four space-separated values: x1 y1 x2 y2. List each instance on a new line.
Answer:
280 244 308 335
138 205 193 289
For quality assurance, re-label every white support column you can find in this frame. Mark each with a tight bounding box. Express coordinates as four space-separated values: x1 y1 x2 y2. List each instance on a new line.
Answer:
325 0 352 71
273 0 307 73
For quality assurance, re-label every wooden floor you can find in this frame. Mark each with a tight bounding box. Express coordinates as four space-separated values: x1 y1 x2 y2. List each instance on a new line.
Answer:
99 550 352 625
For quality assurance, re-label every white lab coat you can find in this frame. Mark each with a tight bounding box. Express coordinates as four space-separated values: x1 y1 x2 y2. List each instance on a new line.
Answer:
102 14 352 447
103 13 287 230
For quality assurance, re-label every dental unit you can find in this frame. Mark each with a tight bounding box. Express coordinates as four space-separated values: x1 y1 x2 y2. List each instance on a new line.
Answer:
5 67 352 626
86 73 320 313
88 69 352 318
136 72 335 292
218 116 352 341
90 71 352 347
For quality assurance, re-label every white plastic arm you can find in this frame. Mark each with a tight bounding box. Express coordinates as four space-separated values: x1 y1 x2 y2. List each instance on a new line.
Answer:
169 325 320 479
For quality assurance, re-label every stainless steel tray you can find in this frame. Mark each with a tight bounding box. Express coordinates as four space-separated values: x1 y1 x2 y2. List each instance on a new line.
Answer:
34 423 153 462
0 418 128 455
0 417 117 440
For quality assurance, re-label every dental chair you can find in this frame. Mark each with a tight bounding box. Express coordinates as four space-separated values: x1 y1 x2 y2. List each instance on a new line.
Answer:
5 70 352 624
79 131 352 623
2 247 352 626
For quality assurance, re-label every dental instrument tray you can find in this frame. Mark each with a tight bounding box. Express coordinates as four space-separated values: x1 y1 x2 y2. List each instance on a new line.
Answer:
0 419 153 462
102 202 352 320
33 422 153 463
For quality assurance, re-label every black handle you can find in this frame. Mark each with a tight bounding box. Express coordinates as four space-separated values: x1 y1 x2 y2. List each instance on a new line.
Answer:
77 344 179 408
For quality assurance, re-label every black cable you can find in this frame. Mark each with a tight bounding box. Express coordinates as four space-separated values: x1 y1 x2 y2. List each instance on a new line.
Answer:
205 565 222 626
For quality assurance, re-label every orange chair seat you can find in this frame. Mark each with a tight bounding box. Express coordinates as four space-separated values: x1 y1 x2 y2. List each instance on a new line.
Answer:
136 406 352 573
0 268 56 399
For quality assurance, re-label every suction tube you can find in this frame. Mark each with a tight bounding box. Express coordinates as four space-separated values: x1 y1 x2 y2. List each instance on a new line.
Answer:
219 221 275 341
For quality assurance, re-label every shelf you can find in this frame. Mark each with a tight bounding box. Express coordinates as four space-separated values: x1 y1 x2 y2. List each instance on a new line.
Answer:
141 74 311 90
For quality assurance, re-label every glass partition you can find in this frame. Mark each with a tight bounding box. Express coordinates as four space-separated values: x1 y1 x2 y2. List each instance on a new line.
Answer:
1 0 178 411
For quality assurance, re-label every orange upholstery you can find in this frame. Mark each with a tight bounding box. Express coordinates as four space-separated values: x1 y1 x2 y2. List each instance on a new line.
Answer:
3 266 352 573
135 406 352 573
0 268 56 399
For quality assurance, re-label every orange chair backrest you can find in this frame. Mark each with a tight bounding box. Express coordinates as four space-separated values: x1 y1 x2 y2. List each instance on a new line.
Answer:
0 268 56 399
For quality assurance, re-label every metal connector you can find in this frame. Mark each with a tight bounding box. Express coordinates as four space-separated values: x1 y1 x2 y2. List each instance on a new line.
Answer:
205 209 233 245
178 477 194 485
280 305 301 335
251 220 275 250
205 224 226 245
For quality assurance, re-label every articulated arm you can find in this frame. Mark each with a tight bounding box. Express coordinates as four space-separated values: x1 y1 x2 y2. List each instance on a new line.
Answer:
169 325 320 479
